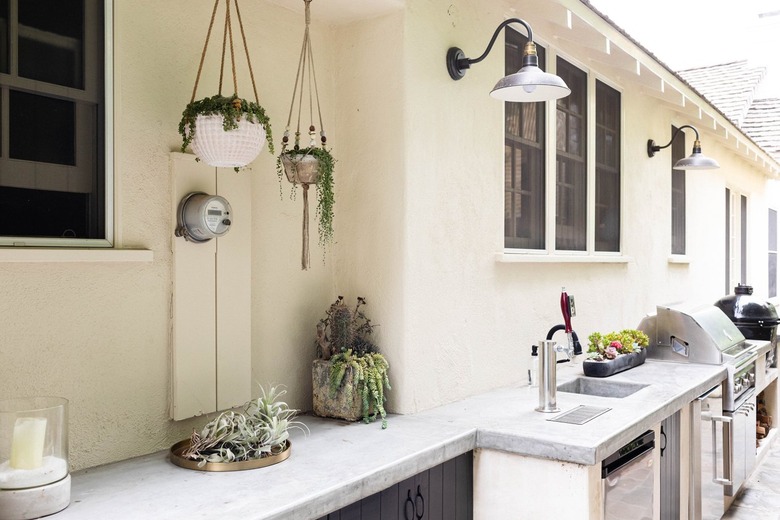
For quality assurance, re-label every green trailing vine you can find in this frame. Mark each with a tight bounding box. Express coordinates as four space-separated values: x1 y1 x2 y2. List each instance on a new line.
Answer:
329 349 390 429
277 146 336 246
315 296 390 429
178 94 275 168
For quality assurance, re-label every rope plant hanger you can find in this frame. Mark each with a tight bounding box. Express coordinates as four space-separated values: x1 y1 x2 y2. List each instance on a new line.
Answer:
178 0 274 171
277 0 335 270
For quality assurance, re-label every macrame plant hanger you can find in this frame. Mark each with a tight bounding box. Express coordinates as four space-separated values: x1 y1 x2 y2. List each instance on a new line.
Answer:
192 0 259 110
282 0 327 270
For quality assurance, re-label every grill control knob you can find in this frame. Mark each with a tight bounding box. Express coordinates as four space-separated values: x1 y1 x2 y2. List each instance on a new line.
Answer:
734 382 743 393
748 372 756 384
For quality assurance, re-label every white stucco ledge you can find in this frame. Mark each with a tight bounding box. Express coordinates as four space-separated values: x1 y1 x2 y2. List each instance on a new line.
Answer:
0 248 153 263
496 252 633 263
55 360 725 520
668 255 691 264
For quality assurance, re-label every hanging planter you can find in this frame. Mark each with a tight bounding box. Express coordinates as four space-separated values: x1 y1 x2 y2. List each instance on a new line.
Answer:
178 0 274 171
277 0 335 269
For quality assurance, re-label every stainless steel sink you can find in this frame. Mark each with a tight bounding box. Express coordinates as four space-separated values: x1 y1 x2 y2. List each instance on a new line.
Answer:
557 377 648 398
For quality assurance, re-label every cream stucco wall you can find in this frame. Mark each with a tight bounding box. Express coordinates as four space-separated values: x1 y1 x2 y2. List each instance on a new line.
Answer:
0 0 777 472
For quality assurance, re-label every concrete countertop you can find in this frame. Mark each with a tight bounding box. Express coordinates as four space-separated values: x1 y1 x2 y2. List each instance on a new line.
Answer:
57 359 726 520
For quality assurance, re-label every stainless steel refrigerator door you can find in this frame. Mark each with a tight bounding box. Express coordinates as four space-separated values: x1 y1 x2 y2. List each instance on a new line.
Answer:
603 448 654 520
726 398 757 497
691 386 733 520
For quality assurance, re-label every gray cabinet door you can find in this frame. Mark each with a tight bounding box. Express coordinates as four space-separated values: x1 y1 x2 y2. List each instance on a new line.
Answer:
318 451 473 520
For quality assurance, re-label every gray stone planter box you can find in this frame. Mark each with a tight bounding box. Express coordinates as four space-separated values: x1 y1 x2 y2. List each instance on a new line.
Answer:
312 359 362 422
582 349 647 378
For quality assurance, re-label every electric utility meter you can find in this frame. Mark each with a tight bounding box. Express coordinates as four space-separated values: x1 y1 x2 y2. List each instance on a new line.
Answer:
175 192 232 242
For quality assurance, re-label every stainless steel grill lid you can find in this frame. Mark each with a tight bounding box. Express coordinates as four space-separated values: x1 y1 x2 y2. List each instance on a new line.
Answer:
638 302 746 365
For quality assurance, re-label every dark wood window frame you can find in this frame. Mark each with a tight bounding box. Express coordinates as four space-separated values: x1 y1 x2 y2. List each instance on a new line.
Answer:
504 28 546 250
0 0 108 246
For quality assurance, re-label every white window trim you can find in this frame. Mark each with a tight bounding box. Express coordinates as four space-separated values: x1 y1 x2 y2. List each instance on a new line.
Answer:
0 0 115 249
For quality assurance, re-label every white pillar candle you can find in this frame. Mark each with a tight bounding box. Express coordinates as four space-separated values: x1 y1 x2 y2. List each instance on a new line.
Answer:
9 417 47 470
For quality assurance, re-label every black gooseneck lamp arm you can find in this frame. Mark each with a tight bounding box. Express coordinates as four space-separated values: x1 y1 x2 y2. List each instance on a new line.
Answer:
647 124 701 157
447 18 536 80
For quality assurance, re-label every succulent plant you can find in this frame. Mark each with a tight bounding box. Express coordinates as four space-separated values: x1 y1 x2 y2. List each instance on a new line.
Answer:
587 329 649 361
183 384 306 466
316 296 377 360
315 296 390 429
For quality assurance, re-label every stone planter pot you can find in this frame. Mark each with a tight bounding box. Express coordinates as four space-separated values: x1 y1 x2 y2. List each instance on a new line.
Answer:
583 348 647 378
312 359 362 422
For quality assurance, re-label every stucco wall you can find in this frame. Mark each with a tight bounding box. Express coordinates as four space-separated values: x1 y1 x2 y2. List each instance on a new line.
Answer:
0 0 340 470
0 0 776 472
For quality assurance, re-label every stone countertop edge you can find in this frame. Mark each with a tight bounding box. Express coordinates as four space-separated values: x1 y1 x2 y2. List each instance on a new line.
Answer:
58 360 728 519
471 360 728 466
267 428 478 520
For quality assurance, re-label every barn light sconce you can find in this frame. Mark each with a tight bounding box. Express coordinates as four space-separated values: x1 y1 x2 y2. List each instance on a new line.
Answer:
647 125 720 170
446 18 571 102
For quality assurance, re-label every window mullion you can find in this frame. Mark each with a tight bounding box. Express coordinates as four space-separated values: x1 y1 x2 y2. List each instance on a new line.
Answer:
586 73 596 253
544 48 558 254
9 0 17 77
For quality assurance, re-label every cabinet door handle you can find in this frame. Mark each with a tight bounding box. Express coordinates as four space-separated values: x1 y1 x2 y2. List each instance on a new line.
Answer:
415 484 425 519
711 414 733 486
404 490 415 520
660 425 667 456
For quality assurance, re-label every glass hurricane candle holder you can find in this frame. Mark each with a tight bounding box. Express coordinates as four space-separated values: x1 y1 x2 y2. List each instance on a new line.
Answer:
0 397 70 520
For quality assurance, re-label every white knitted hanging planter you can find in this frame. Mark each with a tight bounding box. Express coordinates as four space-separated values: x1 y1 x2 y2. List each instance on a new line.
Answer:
179 0 273 170
191 114 267 168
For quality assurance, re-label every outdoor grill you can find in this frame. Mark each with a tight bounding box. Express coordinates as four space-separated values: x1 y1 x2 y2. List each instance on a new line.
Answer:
637 302 763 411
715 284 780 344
643 302 775 514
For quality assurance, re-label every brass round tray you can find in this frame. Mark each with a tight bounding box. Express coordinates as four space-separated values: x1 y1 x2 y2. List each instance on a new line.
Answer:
169 439 291 472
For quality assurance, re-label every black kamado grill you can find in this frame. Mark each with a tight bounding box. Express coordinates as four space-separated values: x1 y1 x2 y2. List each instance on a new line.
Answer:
715 284 780 344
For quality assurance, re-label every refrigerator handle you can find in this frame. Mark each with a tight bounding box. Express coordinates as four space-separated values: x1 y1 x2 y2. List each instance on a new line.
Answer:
711 414 733 486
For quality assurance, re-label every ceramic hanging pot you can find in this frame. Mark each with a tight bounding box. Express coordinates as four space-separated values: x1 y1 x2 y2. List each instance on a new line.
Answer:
281 153 321 185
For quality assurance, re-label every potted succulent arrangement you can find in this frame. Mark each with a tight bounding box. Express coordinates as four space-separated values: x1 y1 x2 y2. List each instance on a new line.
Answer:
169 384 306 471
179 0 274 171
179 94 274 171
313 296 390 429
584 329 649 377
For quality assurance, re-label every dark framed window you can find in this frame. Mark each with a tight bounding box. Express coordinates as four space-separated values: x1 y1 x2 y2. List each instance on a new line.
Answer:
725 189 748 292
595 80 620 252
769 209 777 297
0 0 106 244
671 126 686 255
504 28 546 250
726 188 731 294
555 58 587 251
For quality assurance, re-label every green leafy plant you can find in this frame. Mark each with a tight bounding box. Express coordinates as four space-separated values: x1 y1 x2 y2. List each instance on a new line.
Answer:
178 94 275 166
277 146 336 246
315 296 390 428
587 329 649 361
183 384 306 467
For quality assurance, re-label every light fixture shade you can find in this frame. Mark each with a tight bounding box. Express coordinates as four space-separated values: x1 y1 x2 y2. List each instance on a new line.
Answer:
673 151 720 170
490 65 571 102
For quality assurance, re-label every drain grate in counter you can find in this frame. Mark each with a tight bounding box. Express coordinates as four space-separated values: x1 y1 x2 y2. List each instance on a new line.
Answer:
547 405 611 425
